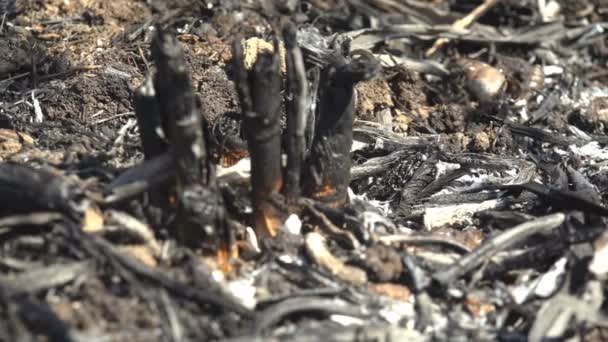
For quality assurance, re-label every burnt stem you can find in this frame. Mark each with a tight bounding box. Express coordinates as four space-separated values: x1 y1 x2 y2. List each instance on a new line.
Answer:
233 35 284 238
303 54 380 207
283 21 308 206
151 28 208 186
149 29 227 252
247 51 284 238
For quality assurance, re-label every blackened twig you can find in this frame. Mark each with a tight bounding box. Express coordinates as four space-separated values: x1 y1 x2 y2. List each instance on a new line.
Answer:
219 325 426 342
400 157 437 206
80 228 253 317
0 285 75 342
432 213 565 285
380 234 472 254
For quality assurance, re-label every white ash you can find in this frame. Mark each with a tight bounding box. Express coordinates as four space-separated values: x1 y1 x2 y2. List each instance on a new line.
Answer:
534 257 568 298
32 91 43 123
351 139 369 152
227 277 257 310
569 142 608 163
348 188 392 216
281 214 302 235
378 300 416 325
589 242 608 277
543 65 563 76
518 105 529 122
423 199 502 230
562 86 608 109
434 161 460 178
330 315 366 326
217 157 251 180
431 169 500 197
277 254 296 265
245 226 260 254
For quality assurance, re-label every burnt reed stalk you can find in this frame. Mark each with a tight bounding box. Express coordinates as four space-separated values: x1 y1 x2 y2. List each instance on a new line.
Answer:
151 29 208 186
233 37 284 238
246 51 283 237
283 21 308 206
303 54 380 207
149 29 229 255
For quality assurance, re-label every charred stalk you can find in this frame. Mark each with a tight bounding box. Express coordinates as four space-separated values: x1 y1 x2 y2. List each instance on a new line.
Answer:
233 37 284 238
303 54 380 207
283 21 308 206
247 52 284 238
151 29 208 186
147 29 229 256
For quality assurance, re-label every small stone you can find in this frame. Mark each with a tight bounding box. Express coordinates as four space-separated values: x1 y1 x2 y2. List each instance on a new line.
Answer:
458 59 506 101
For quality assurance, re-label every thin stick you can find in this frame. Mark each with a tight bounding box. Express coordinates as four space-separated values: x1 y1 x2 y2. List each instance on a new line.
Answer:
425 0 499 57
432 213 565 285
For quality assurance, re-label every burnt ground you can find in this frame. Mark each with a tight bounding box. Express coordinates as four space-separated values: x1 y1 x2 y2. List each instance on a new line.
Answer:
1 0 608 341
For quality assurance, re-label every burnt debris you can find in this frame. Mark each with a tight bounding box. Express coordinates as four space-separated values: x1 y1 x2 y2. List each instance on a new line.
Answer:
3 1 608 341
303 53 380 208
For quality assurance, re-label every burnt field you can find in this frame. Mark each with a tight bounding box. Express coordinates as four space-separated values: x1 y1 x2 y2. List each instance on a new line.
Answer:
1 0 608 341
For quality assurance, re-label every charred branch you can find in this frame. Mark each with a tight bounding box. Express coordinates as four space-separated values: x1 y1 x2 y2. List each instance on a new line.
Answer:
146 29 227 252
